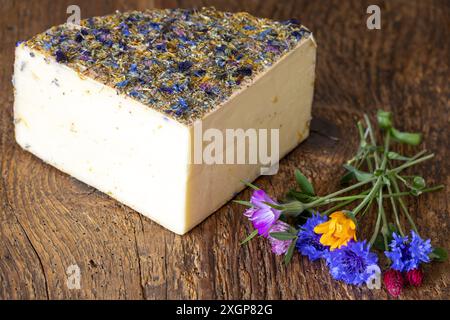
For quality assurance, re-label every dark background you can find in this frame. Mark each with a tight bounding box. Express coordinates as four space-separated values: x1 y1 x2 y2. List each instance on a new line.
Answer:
0 0 448 299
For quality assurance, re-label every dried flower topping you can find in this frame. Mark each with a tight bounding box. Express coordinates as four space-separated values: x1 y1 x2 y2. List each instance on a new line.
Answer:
23 7 311 125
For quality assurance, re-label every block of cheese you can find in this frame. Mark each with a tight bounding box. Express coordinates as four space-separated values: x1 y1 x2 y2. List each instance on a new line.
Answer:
13 8 316 234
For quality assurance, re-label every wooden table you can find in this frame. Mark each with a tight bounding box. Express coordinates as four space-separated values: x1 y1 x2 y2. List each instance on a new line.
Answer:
0 0 448 300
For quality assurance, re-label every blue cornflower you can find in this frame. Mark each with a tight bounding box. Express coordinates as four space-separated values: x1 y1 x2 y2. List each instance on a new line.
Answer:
326 241 379 286
129 63 138 73
149 22 161 30
296 213 328 261
155 42 167 52
385 231 432 272
119 22 131 36
43 41 52 51
170 98 189 116
257 28 273 40
115 79 129 88
243 25 256 31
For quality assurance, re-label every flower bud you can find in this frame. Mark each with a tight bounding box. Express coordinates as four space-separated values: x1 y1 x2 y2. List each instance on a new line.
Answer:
405 268 424 287
383 269 404 297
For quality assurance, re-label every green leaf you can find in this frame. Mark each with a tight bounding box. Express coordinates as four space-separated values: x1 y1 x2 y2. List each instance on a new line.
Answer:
233 200 254 207
387 151 411 161
284 239 297 265
289 226 299 234
269 232 297 241
412 176 426 190
377 110 393 129
343 164 374 182
240 180 260 190
240 229 258 245
287 190 315 203
340 171 355 185
430 247 448 262
295 169 315 196
390 128 422 146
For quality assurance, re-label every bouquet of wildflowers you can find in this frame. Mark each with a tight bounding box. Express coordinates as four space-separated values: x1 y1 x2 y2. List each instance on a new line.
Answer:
237 111 447 297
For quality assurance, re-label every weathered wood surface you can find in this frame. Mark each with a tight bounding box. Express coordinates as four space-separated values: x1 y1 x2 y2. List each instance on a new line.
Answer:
0 0 448 300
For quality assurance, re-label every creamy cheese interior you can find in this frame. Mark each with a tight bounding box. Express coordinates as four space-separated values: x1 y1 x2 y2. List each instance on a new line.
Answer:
13 37 316 234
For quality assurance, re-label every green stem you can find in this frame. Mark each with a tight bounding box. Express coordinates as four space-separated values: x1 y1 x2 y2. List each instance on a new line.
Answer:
378 187 389 250
328 185 442 201
387 183 404 236
387 154 434 175
409 149 428 161
304 177 377 209
364 114 381 167
312 186 441 206
359 195 375 219
353 124 389 217
317 185 442 215
390 175 419 233
353 178 382 215
322 197 361 215
316 190 371 204
369 205 382 246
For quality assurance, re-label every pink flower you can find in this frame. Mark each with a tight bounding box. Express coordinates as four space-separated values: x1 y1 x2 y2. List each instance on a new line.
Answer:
405 268 424 287
244 190 281 237
268 221 292 255
383 269 404 297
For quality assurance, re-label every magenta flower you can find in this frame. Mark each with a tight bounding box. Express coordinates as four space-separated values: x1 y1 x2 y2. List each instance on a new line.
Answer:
244 190 281 237
268 221 292 255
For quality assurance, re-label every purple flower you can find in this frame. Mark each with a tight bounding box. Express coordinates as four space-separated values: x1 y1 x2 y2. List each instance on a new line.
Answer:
268 221 292 255
326 241 379 286
385 231 432 272
244 190 281 237
235 66 253 77
296 213 328 261
55 50 68 63
177 61 193 73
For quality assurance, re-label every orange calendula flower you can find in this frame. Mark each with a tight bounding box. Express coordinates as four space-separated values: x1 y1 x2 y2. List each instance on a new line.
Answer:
313 211 357 250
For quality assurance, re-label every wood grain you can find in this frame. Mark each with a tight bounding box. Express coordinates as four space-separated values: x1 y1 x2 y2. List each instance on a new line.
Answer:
0 0 448 300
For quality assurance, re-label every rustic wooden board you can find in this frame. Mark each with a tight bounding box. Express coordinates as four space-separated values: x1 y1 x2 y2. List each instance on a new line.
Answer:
0 0 448 299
